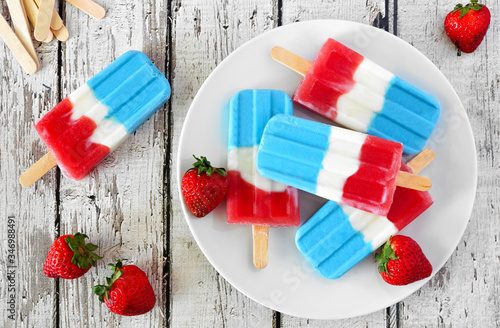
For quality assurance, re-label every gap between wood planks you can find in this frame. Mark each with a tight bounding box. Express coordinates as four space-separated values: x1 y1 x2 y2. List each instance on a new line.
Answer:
163 0 174 326
53 1 66 327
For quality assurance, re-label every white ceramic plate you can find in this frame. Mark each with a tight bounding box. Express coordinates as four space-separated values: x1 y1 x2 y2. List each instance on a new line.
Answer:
176 20 477 319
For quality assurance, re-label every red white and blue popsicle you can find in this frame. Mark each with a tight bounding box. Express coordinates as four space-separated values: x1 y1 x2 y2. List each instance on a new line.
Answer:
272 38 440 154
227 89 300 269
20 51 170 185
295 151 434 279
256 115 431 216
227 90 300 227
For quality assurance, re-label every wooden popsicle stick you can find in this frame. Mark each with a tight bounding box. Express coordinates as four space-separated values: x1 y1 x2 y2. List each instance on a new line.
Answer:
23 0 39 27
252 225 268 269
271 46 312 76
6 0 39 69
19 152 57 187
407 149 435 174
32 0 63 30
51 25 68 41
44 29 54 42
49 8 63 30
0 14 38 74
396 171 431 191
65 0 106 19
34 0 55 41
25 0 64 43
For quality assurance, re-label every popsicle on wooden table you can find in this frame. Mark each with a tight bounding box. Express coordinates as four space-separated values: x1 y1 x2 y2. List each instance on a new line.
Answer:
227 90 300 269
256 115 431 216
20 51 171 186
271 38 440 154
295 149 435 279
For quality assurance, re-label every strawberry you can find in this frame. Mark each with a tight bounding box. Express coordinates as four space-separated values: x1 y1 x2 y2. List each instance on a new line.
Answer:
93 260 156 316
444 0 490 53
181 155 228 218
43 233 102 279
375 235 432 286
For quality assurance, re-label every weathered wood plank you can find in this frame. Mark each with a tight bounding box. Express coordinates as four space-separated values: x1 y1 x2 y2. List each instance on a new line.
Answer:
279 0 389 326
281 0 387 27
169 0 278 327
397 0 499 326
0 2 59 327
56 1 168 327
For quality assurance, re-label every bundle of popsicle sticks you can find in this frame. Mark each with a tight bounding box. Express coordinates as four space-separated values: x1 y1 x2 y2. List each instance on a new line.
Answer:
0 0 105 74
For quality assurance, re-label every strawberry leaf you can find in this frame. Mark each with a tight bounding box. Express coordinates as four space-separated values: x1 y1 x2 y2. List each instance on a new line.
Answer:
86 243 98 251
375 238 399 276
65 233 103 269
187 155 227 177
453 0 484 17
93 260 124 303
92 285 107 296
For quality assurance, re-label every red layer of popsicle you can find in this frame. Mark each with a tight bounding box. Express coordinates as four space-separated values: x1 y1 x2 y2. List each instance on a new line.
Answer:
34 98 110 180
387 162 434 231
226 171 300 227
293 38 364 121
341 135 403 216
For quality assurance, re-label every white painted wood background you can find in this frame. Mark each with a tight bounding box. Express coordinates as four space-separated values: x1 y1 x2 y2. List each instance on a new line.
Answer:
0 0 496 327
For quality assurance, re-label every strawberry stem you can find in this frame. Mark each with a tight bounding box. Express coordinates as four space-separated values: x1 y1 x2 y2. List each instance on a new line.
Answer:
188 155 227 177
375 238 399 276
92 260 124 303
453 0 484 18
65 233 103 269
